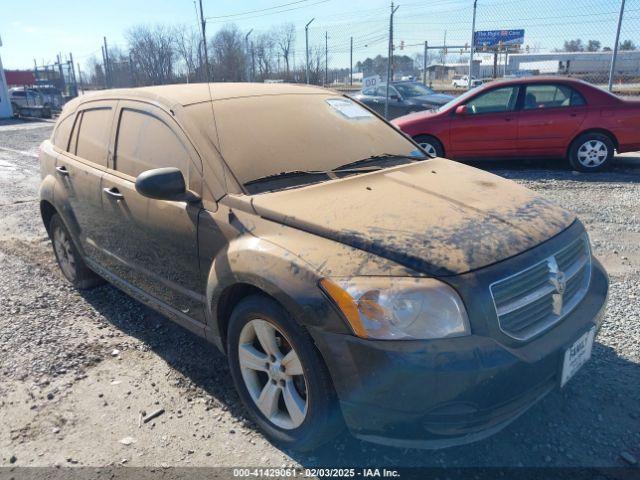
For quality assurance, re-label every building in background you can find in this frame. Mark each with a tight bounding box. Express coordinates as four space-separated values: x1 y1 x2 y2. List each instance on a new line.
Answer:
0 38 13 118
507 51 640 80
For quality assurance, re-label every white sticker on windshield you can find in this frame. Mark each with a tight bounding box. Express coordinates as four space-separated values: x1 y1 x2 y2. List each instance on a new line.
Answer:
325 98 373 119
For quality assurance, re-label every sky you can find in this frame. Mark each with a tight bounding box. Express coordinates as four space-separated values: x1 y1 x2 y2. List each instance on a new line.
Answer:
1 0 636 71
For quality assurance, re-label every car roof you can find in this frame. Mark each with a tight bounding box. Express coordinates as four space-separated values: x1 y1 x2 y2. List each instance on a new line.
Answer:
480 76 589 88
67 82 331 109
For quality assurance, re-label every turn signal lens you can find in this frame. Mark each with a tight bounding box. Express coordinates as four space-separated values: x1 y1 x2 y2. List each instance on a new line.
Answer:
319 278 368 338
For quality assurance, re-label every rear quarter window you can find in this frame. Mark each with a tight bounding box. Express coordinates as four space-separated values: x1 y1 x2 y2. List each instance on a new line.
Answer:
52 114 76 151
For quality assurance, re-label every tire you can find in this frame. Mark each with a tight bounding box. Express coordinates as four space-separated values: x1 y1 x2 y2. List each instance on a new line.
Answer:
227 294 342 451
568 132 615 172
49 214 104 289
414 134 445 158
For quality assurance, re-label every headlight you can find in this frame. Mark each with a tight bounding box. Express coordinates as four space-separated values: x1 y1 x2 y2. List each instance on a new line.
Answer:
319 277 470 340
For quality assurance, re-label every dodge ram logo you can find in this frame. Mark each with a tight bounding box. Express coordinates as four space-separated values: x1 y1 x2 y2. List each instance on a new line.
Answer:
548 257 567 315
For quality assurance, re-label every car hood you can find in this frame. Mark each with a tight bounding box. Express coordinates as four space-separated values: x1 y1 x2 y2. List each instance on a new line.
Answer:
407 93 454 105
250 159 575 276
392 108 441 126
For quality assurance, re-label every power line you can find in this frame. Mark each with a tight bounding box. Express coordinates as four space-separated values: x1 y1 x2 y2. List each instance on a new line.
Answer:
205 0 330 23
205 0 313 19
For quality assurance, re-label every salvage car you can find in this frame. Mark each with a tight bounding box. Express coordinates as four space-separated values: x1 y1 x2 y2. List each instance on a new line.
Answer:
39 83 608 450
393 76 640 171
351 81 454 119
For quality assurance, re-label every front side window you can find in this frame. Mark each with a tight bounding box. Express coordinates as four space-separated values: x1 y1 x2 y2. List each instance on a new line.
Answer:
524 84 586 110
115 109 188 178
75 108 112 167
465 86 519 114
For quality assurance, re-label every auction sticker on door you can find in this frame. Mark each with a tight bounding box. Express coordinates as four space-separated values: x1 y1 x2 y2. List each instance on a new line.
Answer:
561 327 596 387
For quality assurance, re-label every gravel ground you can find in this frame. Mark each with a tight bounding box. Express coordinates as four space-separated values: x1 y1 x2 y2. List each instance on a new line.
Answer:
0 119 638 470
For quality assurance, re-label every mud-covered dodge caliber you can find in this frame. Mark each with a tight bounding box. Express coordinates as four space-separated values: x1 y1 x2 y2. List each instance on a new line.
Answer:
39 84 608 450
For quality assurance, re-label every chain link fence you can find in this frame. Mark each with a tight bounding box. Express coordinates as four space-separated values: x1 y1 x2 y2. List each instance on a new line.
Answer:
77 0 639 98
298 0 640 94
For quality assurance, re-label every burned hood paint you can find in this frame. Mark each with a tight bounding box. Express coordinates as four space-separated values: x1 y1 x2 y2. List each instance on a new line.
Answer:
251 159 575 276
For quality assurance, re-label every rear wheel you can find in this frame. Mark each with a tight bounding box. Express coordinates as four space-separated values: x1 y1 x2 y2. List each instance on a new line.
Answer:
49 214 103 289
568 132 614 172
227 295 342 451
413 134 444 158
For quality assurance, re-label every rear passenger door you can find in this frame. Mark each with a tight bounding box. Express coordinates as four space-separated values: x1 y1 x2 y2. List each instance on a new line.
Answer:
517 83 587 157
53 102 115 259
96 101 206 322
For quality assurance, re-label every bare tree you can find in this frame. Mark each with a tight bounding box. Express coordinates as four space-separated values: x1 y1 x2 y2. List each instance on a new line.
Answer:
173 26 201 82
127 25 175 85
275 23 296 78
210 24 246 81
85 55 105 88
254 32 276 80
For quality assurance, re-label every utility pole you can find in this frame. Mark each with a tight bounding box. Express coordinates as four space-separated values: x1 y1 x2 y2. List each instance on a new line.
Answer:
305 18 315 84
349 36 353 86
103 38 111 88
251 41 256 81
199 0 210 81
468 0 478 89
608 0 626 91
68 52 78 97
245 29 253 82
384 2 399 119
324 31 328 87
423 41 428 85
56 53 66 94
101 45 108 88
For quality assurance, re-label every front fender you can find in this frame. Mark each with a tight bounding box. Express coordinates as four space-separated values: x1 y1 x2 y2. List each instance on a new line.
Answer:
205 234 351 349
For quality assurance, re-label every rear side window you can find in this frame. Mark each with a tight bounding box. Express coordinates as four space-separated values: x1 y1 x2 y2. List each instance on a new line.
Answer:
52 114 75 151
75 108 112 167
115 109 188 178
524 84 586 110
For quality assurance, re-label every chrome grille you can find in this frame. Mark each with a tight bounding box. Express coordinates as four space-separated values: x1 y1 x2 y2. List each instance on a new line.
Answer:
490 235 591 340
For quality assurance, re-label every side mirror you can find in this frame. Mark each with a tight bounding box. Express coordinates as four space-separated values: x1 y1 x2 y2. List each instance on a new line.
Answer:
455 105 468 116
135 167 199 202
390 94 401 101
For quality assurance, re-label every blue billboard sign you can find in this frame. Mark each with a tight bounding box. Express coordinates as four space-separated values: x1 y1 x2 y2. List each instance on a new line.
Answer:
474 29 525 48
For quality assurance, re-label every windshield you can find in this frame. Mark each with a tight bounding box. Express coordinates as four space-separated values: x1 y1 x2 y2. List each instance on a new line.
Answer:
207 94 420 193
437 87 478 111
394 83 435 97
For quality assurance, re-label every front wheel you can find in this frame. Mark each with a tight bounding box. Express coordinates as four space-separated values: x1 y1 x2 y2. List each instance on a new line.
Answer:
568 133 614 172
227 295 342 451
413 134 445 158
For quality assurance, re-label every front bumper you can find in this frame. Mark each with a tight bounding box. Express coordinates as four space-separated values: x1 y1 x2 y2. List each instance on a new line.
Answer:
311 255 609 449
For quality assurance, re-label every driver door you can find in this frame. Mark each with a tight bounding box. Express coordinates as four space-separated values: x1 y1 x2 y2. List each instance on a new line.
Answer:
448 85 521 158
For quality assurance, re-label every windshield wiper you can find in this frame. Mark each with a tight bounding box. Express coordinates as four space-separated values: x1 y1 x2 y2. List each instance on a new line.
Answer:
334 153 426 171
243 166 383 187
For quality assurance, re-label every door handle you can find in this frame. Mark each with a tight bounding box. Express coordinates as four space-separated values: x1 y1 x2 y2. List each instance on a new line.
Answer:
103 187 124 200
55 165 69 176
504 117 513 122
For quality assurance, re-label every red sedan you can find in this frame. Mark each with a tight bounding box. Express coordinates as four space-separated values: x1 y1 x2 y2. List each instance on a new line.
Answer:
392 77 640 171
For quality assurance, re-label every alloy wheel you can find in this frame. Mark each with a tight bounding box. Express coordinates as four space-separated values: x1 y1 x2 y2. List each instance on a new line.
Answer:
238 319 308 430
53 225 76 280
419 142 437 156
577 140 608 168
